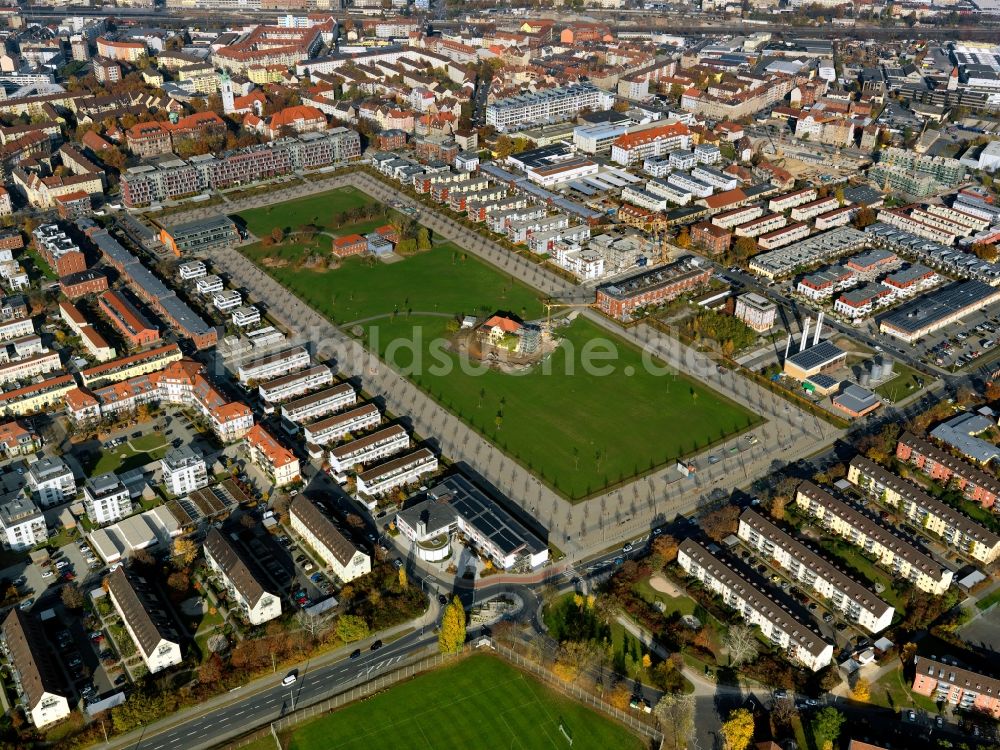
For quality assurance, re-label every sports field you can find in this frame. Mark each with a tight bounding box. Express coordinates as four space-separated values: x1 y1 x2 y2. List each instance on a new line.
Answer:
239 188 758 499
286 655 648 750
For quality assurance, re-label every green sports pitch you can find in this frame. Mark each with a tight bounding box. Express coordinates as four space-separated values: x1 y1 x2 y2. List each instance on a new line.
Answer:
285 655 648 750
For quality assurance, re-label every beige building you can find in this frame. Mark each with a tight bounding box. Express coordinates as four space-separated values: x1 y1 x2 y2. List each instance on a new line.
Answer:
290 496 371 583
848 456 1000 565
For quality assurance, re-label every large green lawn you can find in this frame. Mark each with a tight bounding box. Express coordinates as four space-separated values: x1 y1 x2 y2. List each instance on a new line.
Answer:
240 189 758 499
238 185 376 237
287 654 647 750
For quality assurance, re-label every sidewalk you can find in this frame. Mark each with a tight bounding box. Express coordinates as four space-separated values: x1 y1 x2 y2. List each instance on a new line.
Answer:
100 603 439 750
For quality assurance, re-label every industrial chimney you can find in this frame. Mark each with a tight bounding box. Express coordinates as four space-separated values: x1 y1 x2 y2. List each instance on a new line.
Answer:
800 318 811 353
814 311 824 347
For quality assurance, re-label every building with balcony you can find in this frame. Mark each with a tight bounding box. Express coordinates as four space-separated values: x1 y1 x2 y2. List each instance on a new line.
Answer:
911 655 1000 719
244 424 299 487
236 346 310 385
734 292 776 332
25 456 75 509
302 403 380 449
896 431 1000 510
203 528 281 626
595 257 712 320
1 610 70 728
289 496 370 583
280 383 357 425
677 538 833 672
847 456 1000 564
737 508 894 634
328 424 409 478
83 472 131 526
161 446 208 497
794 481 953 595
258 365 333 406
355 447 438 498
0 495 46 551
106 567 182 674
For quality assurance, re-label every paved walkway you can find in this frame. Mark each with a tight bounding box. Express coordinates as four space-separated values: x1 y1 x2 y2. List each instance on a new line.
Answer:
188 172 842 560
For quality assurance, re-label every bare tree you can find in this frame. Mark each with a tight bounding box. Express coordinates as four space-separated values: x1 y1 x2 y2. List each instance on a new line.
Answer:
295 609 334 639
724 623 759 667
654 692 696 750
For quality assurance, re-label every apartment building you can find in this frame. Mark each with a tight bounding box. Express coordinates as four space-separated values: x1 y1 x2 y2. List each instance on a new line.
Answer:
737 508 894 633
203 528 281 626
0 350 61 387
236 346 310 385
758 222 811 251
258 365 333 406
667 172 713 199
677 539 833 672
595 257 712 320
896 432 1000 510
79 343 183 388
289 496 371 583
769 188 818 213
912 655 1000 719
232 306 261 328
83 473 131 526
0 375 76 418
794 481 953 595
178 260 207 281
713 204 764 230
610 122 692 166
0 495 46 551
848 456 1000 564
735 213 787 239
98 290 161 349
302 403 381 449
32 224 86 277
1 610 70 728
486 83 614 132
196 275 224 295
161 446 208 497
212 291 243 313
280 382 357 425
734 292 777 332
244 424 300 487
160 216 240 257
106 567 183 674
328 424 410 478
0 316 34 342
355 447 438 497
26 456 75 509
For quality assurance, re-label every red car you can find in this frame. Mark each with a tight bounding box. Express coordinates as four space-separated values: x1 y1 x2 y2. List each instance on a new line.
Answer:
62 571 75 581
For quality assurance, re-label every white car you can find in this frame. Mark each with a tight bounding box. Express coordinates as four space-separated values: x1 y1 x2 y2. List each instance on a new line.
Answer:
281 672 297 686
41 569 54 579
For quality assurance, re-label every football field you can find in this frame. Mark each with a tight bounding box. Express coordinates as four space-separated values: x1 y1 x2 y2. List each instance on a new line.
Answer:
286 655 648 750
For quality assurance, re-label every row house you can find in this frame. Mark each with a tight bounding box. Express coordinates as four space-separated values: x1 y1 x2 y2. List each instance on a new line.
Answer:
877 210 958 246
58 300 116 362
289 496 371 583
666 172 713 199
596 257 712 320
757 221 811 251
0 375 75 418
814 206 858 231
302 403 381 453
328 424 410 479
896 431 1000 510
280 383 357 425
735 213 786 239
882 264 939 297
259 365 333 407
0 350 61 387
98 290 161 349
791 197 842 223
78 343 182 388
678 539 833 672
794 481 953 595
646 178 692 206
737 508 895 634
834 283 895 319
908 207 975 239
712 204 763 230
923 204 988 233
769 188 818 213
847 456 1000 565
237 346 310 385
355 447 438 498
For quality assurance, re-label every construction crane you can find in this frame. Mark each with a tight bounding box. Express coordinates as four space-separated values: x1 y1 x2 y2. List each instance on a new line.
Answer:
543 300 594 335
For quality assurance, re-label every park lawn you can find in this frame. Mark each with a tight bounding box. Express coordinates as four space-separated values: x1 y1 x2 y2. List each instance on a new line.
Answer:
286 654 646 750
873 362 925 402
368 313 756 499
237 185 375 237
243 242 542 325
242 217 757 499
